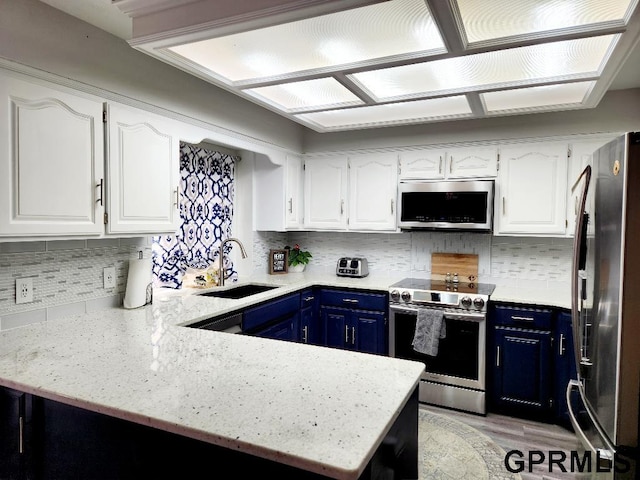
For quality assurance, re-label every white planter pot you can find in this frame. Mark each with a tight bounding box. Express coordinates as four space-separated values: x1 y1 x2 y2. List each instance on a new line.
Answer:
288 264 306 273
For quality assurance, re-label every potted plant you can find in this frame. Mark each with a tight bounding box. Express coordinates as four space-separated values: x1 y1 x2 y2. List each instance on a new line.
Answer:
285 244 312 272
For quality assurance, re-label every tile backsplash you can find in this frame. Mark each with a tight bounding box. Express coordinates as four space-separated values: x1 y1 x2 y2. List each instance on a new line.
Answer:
255 230 573 288
0 238 151 329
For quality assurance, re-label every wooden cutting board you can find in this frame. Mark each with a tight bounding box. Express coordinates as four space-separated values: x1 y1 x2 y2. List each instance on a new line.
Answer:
431 253 479 283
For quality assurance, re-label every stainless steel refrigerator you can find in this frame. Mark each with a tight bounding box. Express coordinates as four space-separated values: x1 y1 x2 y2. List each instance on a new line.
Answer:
569 132 640 479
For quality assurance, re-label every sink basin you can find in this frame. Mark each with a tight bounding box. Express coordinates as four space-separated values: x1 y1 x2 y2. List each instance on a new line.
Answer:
199 283 279 299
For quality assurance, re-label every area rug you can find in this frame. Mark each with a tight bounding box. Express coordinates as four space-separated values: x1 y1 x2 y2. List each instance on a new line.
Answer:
419 409 521 480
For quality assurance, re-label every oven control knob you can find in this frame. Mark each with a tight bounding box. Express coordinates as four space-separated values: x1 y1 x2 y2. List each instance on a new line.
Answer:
390 290 400 302
473 297 485 310
460 296 472 308
401 291 411 302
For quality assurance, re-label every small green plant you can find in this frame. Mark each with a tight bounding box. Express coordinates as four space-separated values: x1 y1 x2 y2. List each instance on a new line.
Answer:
285 244 312 266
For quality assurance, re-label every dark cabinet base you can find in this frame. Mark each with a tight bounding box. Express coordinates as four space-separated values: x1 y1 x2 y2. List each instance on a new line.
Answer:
21 388 418 480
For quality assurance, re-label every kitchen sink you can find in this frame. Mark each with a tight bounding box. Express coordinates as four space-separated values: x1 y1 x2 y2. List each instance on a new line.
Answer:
199 283 279 299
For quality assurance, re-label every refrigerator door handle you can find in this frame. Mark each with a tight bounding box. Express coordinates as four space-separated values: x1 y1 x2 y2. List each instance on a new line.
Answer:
566 380 616 469
570 166 592 381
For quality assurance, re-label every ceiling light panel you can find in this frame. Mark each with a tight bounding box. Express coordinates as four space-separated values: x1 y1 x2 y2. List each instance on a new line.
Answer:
482 81 595 112
351 35 616 101
167 0 445 83
456 0 635 44
244 78 364 112
296 96 472 130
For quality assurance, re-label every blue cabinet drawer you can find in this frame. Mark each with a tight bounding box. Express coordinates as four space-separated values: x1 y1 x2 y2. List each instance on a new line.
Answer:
493 304 553 330
319 289 387 311
243 293 300 332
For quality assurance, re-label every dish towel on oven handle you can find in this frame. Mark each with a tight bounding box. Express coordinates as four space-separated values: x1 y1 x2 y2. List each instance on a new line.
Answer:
412 308 446 356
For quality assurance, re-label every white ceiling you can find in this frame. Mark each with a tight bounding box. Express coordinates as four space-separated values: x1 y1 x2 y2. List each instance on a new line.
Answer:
40 0 640 131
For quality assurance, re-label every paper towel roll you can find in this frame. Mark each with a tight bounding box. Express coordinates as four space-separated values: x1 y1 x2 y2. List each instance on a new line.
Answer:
123 257 152 309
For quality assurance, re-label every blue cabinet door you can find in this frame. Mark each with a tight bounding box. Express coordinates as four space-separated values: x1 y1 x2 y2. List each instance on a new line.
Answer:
492 326 553 416
299 289 321 345
322 307 349 349
352 311 386 355
254 313 299 342
554 311 582 425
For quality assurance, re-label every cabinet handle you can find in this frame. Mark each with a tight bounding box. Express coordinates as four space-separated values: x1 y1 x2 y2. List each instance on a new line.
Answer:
351 326 355 345
450 156 453 174
559 333 566 356
174 189 179 207
96 178 104 206
391 199 394 215
304 296 315 302
511 315 535 322
345 325 349 343
288 198 293 213
496 346 501 367
438 156 443 174
340 199 344 215
575 196 578 215
18 393 25 455
302 326 308 343
342 298 359 304
502 196 506 216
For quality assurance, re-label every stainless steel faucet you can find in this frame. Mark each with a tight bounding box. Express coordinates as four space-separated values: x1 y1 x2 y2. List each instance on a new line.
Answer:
218 238 247 286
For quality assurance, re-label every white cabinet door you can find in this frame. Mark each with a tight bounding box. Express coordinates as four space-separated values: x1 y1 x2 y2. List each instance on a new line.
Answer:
285 154 304 229
447 146 498 178
304 156 348 230
348 153 398 231
495 143 569 235
0 74 104 237
106 103 179 234
399 149 446 179
567 136 616 236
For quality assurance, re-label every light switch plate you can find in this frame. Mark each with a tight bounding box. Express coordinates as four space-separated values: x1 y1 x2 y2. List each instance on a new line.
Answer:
103 267 116 289
16 278 34 304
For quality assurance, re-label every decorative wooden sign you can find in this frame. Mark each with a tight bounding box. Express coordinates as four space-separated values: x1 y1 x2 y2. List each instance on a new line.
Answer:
269 249 288 275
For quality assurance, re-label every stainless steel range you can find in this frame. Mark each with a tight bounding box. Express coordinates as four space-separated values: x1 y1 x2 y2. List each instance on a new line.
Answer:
388 278 495 415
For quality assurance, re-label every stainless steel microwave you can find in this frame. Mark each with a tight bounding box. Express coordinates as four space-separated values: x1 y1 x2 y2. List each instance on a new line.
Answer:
397 180 494 231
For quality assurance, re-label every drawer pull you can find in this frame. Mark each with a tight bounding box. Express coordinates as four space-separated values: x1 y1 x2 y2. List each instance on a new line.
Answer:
559 333 566 356
342 299 359 304
496 346 501 367
304 296 315 302
345 325 349 343
511 315 535 322
351 326 356 345
302 326 308 343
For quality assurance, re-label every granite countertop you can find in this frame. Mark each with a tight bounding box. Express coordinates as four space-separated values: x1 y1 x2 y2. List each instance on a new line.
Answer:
0 270 570 479
0 271 423 480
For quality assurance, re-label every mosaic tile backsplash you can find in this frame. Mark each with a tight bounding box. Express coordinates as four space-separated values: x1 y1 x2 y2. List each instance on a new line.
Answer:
255 231 573 287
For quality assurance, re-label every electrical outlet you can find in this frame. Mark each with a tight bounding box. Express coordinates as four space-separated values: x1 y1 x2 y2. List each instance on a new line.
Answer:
103 267 116 289
16 278 34 304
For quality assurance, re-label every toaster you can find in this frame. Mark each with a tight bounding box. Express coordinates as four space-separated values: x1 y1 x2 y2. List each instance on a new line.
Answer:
336 257 369 278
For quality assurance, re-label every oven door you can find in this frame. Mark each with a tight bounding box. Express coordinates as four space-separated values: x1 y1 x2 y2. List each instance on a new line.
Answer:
389 304 486 391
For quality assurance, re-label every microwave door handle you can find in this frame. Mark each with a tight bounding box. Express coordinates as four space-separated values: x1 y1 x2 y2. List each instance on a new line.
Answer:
571 165 591 378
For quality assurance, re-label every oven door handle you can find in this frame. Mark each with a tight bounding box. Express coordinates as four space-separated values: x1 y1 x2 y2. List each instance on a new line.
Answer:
389 305 486 321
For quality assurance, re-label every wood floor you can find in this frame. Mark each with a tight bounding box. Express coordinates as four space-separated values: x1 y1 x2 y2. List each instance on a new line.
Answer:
419 403 590 480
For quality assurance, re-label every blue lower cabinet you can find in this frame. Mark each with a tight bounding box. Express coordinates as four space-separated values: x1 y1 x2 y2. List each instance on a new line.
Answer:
299 289 321 345
491 325 553 418
321 306 386 355
554 311 583 426
254 313 300 342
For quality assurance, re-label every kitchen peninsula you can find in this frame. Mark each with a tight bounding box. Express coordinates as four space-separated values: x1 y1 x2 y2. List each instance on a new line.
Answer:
0 278 424 479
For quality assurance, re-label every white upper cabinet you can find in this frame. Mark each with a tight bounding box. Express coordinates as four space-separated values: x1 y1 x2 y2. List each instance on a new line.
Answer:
399 146 497 180
399 149 446 179
447 146 498 178
105 102 180 234
494 142 569 235
304 156 348 230
0 74 104 237
285 154 304 229
348 153 398 231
